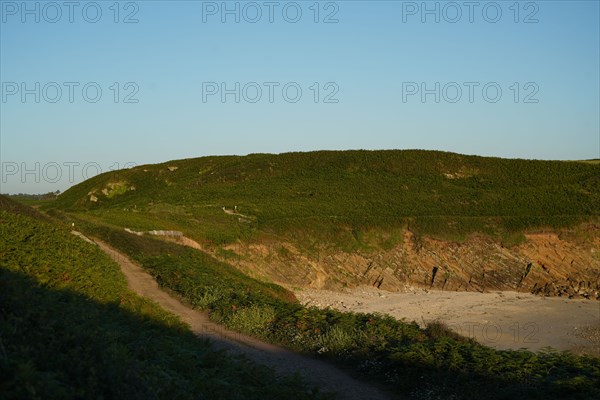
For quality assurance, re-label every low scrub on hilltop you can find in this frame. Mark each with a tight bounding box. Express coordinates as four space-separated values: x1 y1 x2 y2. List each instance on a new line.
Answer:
47 150 600 245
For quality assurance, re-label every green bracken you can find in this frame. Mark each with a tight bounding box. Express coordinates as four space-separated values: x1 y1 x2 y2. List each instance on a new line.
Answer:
30 150 600 399
0 196 327 400
73 220 600 400
45 150 600 247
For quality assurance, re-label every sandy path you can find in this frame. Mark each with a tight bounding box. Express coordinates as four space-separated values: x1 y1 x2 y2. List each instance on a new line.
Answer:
75 233 393 400
296 287 600 354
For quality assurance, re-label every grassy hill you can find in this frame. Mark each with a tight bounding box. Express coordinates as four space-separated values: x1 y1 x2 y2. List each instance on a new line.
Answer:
52 201 600 400
45 149 600 296
0 195 324 400
48 150 599 246
9 151 600 398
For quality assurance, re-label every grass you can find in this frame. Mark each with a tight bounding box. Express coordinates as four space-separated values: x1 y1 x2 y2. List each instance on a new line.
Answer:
72 217 600 400
35 150 600 398
0 195 328 400
227 305 277 336
45 150 600 249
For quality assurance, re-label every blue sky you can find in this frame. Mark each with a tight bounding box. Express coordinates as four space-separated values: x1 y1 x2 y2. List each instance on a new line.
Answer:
1 0 599 193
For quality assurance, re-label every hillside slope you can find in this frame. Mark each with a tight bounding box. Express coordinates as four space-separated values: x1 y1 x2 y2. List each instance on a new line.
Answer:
0 195 324 399
48 150 600 297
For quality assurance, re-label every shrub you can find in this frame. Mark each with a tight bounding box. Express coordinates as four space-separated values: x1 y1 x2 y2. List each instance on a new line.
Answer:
226 305 277 335
315 325 362 355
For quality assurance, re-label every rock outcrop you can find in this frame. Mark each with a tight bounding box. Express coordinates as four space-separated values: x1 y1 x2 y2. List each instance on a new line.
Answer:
216 225 600 300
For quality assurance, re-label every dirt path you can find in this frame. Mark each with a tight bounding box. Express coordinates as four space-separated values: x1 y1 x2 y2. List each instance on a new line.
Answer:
296 287 600 355
76 233 393 400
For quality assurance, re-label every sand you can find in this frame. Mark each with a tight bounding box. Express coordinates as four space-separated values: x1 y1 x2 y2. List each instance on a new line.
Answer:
295 287 600 354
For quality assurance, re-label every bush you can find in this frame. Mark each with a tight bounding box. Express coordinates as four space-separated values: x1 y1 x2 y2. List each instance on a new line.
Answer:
227 305 277 335
316 325 363 355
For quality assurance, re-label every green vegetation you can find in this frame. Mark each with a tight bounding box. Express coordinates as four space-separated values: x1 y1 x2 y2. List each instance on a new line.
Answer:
5 191 60 204
47 150 600 247
76 220 600 400
0 196 326 400
33 150 600 398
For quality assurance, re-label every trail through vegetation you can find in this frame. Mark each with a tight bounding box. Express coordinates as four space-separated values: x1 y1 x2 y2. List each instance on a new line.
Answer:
0 195 328 400
70 220 600 400
78 232 393 400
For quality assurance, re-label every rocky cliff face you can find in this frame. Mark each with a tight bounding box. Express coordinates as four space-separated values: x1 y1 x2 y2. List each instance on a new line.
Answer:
218 224 600 300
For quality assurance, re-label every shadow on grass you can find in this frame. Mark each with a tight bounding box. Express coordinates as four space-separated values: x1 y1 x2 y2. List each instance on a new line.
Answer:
72 220 600 400
0 269 326 400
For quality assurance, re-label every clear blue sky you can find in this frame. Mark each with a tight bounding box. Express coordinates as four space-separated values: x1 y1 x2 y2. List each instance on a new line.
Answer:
1 0 599 193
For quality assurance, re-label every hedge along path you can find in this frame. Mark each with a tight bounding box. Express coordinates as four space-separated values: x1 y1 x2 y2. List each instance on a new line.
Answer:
73 232 395 400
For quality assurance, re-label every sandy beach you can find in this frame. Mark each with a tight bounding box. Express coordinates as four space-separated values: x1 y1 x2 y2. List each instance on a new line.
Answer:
295 287 600 354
